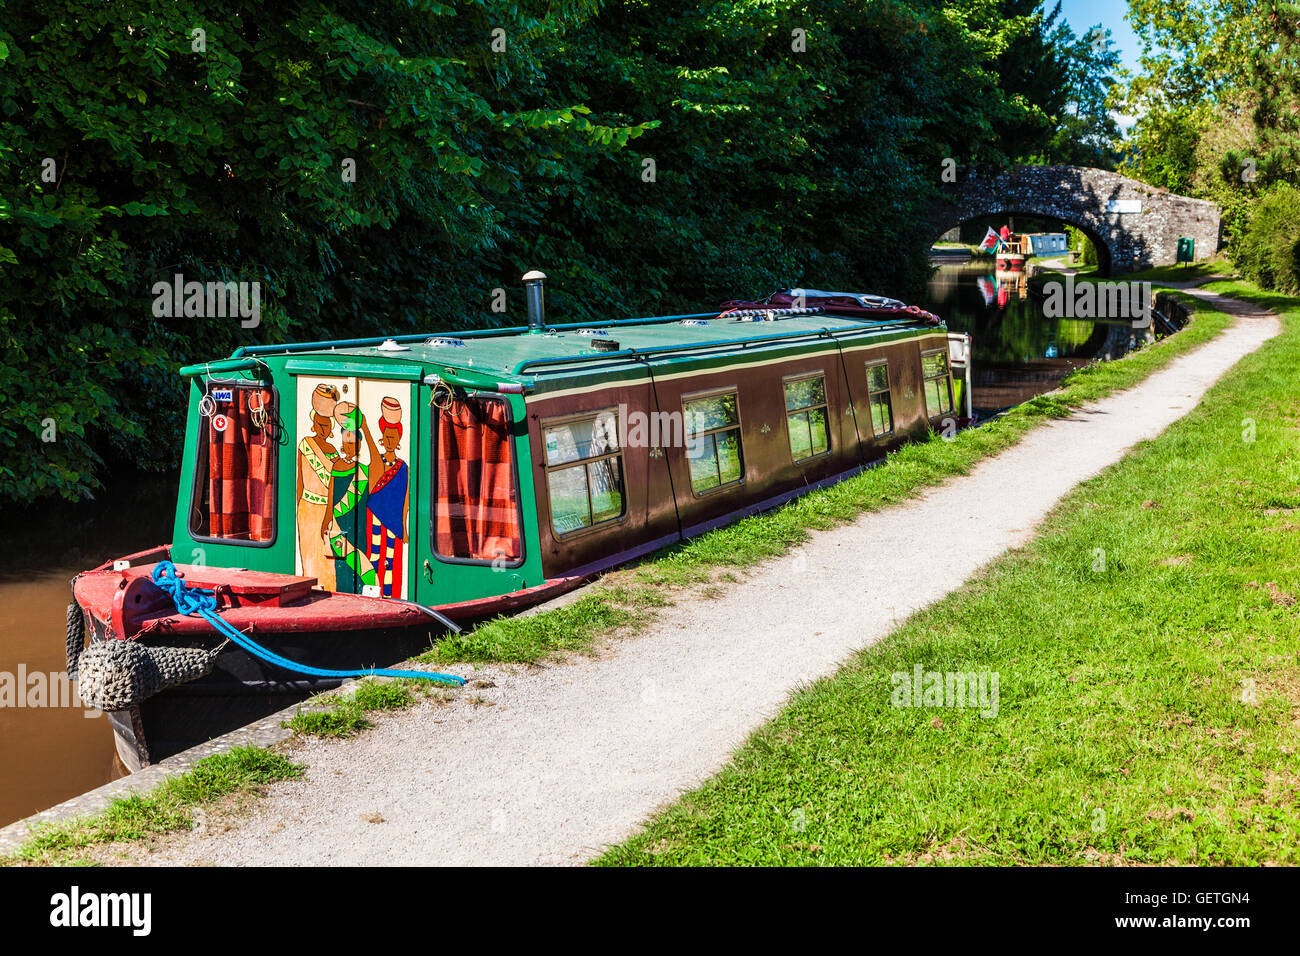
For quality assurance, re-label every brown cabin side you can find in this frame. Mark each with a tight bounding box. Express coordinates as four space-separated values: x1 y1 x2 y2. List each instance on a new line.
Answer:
524 331 953 580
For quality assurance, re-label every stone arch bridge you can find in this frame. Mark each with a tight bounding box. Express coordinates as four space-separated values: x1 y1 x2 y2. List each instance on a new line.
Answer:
928 165 1221 276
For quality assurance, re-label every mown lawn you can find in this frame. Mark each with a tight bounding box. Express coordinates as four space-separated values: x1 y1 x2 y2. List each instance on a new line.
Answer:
597 282 1300 866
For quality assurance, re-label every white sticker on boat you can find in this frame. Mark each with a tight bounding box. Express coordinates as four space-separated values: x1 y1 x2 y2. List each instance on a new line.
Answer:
212 387 233 402
112 560 130 571
211 414 229 433
361 584 382 598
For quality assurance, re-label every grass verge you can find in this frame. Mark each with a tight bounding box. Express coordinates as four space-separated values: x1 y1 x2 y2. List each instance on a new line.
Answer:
8 678 448 864
598 282 1298 865
1125 260 1238 284
1033 259 1235 288
2 747 302 866
283 676 451 737
417 289 1234 667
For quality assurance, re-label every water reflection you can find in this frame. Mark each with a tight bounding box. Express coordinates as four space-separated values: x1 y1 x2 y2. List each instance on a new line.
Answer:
925 260 1141 413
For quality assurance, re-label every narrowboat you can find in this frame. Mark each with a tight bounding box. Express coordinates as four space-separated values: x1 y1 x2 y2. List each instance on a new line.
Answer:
995 234 1027 273
995 231 1068 272
1024 232 1068 257
69 275 972 770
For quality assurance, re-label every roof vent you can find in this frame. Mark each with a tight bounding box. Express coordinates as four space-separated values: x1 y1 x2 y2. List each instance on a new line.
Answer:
426 337 467 348
590 338 620 352
376 338 411 351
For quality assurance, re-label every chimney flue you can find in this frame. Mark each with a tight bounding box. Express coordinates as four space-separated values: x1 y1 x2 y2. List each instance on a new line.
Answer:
522 270 546 332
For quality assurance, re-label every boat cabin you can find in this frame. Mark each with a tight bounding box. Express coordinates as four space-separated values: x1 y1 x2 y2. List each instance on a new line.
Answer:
174 286 969 619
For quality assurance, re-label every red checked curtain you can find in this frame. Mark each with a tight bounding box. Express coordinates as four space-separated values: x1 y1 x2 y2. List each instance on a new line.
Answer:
207 386 275 541
436 398 521 561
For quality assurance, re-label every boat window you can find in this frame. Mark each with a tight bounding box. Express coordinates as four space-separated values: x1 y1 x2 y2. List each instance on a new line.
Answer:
783 373 830 462
188 382 277 544
683 389 744 494
542 410 625 536
865 360 894 437
434 397 523 564
921 349 954 419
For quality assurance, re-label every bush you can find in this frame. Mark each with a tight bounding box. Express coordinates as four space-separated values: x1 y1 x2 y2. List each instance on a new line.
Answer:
1236 184 1300 294
1065 225 1098 266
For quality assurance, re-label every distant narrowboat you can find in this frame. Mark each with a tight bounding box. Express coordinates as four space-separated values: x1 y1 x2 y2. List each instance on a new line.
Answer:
995 231 1068 272
69 276 972 769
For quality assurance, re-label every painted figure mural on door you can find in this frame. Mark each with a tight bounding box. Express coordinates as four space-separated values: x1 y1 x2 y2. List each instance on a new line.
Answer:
328 412 378 594
363 393 409 598
296 381 341 592
295 378 410 598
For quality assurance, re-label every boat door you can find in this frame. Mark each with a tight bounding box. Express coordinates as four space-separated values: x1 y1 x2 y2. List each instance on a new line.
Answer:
293 375 415 599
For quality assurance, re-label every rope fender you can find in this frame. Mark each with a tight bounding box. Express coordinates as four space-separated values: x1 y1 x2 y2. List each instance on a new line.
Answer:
149 561 466 687
79 639 215 712
65 601 85 681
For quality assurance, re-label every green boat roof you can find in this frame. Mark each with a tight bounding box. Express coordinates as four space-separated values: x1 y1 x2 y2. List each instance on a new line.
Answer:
207 309 946 395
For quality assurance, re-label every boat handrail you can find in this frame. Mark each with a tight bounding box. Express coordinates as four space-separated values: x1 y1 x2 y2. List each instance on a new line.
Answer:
177 357 272 378
205 313 938 385
224 309 933 370
226 312 725 362
512 319 933 376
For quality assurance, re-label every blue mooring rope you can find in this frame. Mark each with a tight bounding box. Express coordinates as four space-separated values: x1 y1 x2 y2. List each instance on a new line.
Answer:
150 560 465 686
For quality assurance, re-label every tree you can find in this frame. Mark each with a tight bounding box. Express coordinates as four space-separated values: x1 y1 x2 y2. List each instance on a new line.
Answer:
1252 2 1300 185
1116 0 1296 275
1049 21 1123 168
0 0 1085 506
0 1 647 503
1118 0 1270 194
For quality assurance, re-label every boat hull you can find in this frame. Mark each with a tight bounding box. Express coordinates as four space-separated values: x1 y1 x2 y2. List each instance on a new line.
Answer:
83 612 439 769
69 551 583 768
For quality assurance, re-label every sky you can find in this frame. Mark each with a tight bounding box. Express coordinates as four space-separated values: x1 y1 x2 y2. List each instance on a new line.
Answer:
1057 0 1142 76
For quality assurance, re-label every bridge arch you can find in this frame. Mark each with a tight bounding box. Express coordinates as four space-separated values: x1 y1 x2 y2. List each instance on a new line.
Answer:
935 208 1115 275
926 165 1221 277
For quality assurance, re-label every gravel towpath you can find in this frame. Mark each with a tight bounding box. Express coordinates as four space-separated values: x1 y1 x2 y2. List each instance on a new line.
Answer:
123 287 1279 866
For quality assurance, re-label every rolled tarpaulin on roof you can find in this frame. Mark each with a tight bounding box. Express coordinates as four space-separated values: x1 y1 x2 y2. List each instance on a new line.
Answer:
717 290 941 326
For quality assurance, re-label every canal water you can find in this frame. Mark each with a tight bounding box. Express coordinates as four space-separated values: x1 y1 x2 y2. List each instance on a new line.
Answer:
925 258 1143 413
0 260 1145 830
0 473 175 829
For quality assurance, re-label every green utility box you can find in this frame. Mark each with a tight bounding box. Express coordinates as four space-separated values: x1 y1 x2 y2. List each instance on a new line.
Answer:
1176 236 1194 264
